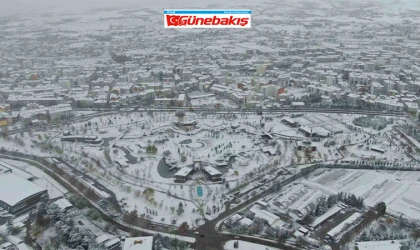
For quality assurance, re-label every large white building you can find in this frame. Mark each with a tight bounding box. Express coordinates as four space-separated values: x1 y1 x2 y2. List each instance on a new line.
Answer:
260 84 276 98
375 99 404 111
0 173 48 215
370 82 385 95
307 85 341 97
349 73 370 85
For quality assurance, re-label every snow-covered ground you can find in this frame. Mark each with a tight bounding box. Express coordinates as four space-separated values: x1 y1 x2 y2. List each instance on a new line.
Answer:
44 112 292 225
0 131 60 157
3 110 419 228
224 240 280 250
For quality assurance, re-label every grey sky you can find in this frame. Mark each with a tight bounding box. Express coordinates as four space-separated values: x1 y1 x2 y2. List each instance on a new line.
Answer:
0 0 251 15
1 0 139 15
0 0 419 16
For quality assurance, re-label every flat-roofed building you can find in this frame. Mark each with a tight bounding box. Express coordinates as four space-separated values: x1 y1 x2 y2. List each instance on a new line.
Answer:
202 166 223 182
0 173 48 215
174 167 194 183
52 198 73 211
282 117 298 127
0 103 10 112
0 112 11 127
60 135 102 144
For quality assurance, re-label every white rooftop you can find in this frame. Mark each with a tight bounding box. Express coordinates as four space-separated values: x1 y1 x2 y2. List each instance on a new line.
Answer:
0 242 12 248
0 173 46 206
230 213 243 224
282 117 296 124
16 243 30 250
291 102 305 106
96 235 110 244
310 205 342 228
104 238 121 248
0 160 33 180
327 212 362 238
203 166 222 176
174 167 193 177
250 205 280 226
238 217 253 226
123 236 154 250
53 198 73 210
6 235 23 245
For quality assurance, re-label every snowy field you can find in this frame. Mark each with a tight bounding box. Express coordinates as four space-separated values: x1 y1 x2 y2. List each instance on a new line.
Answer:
307 168 420 220
224 240 280 250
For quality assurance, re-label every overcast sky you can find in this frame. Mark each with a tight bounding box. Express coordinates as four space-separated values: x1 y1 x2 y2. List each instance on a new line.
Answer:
1 0 141 15
0 0 251 16
0 0 419 16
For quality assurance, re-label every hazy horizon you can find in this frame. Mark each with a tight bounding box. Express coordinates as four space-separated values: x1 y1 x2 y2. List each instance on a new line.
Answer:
0 0 257 16
1 0 419 17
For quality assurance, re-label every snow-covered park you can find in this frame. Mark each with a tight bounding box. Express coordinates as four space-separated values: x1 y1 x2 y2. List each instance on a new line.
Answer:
1 110 419 232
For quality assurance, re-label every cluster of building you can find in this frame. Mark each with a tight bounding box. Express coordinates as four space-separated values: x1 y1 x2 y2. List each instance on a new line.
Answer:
0 20 420 126
174 165 223 183
0 102 74 127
